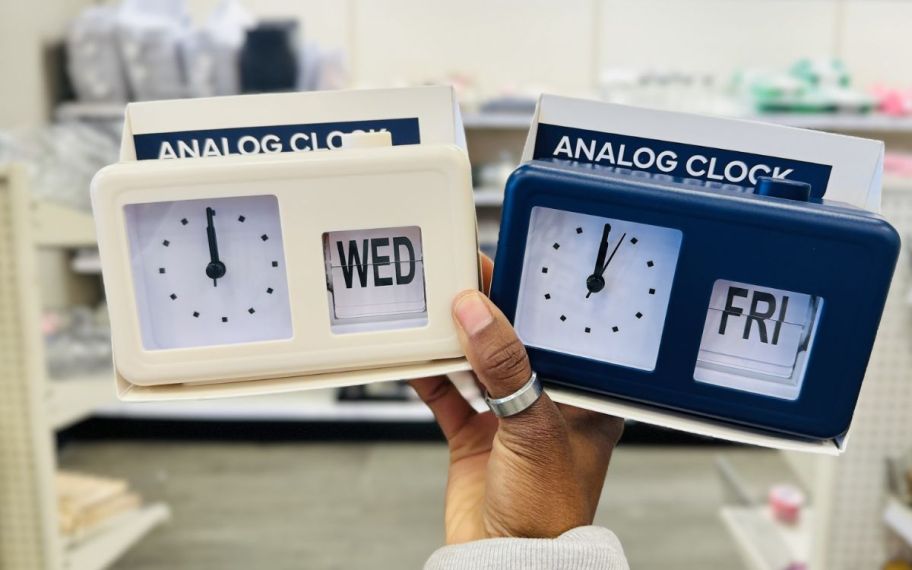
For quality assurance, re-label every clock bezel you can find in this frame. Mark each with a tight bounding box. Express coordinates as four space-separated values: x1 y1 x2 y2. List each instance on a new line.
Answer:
92 145 479 387
490 160 899 440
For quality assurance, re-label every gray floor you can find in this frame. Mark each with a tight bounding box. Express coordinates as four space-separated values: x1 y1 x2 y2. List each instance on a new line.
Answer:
58 441 788 569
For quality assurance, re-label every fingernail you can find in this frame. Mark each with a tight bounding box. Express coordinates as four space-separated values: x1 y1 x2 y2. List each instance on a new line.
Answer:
454 292 493 336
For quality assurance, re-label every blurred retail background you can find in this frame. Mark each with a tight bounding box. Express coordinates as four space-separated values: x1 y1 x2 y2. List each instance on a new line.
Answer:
2 1 912 569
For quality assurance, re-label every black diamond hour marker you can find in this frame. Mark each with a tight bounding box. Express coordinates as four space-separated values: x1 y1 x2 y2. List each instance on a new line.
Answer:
612 326 619 332
585 327 591 333
649 288 656 295
553 242 560 250
542 267 548 274
576 227 583 234
261 234 269 241
544 293 551 300
267 287 274 294
272 261 279 267
238 215 246 222
630 237 638 244
180 218 188 226
159 267 165 274
193 311 199 318
248 308 256 314
222 317 228 323
647 260 654 267
560 315 567 322
636 312 643 319
169 293 177 300
163 240 170 247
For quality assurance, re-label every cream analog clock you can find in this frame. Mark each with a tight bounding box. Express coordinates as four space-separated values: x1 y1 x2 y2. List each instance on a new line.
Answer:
514 206 683 371
91 134 479 390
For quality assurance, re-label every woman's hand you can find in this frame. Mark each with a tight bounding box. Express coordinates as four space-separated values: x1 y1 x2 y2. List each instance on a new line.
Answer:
410 255 624 544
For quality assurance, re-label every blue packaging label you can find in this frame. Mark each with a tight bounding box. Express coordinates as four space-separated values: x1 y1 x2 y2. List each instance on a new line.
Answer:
533 123 832 197
133 118 421 160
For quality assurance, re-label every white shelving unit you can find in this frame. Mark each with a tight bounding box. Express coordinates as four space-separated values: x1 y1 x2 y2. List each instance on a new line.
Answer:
0 164 168 570
720 506 812 570
464 109 912 134
64 504 170 570
884 498 912 548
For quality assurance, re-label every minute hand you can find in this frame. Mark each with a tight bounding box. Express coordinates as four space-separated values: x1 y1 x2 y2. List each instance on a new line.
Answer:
597 232 627 277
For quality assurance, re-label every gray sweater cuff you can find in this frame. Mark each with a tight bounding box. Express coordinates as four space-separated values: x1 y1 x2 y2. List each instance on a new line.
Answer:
423 526 630 570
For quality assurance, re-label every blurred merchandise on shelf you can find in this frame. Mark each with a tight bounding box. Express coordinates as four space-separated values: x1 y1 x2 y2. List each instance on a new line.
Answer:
474 151 517 192
872 86 912 117
478 94 537 115
598 68 739 116
66 6 130 103
768 484 806 525
44 304 112 379
885 153 912 179
71 248 102 275
240 21 299 93
57 471 141 540
735 58 876 114
117 0 190 101
184 0 254 97
63 0 348 105
884 561 912 570
0 121 120 211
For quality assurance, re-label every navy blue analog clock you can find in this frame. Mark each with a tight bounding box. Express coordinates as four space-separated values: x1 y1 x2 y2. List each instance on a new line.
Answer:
490 159 900 440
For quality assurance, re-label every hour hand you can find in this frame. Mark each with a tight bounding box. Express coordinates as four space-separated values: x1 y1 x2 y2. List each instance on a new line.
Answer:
205 207 227 286
586 224 611 297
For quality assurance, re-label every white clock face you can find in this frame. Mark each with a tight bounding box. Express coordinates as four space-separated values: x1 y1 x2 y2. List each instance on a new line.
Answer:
125 195 293 350
323 225 427 334
515 206 682 371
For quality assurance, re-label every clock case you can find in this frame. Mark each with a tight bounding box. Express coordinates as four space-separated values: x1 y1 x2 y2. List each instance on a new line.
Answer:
490 159 899 442
92 142 481 400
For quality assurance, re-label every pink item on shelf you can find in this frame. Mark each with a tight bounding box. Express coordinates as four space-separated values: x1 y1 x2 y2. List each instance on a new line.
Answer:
884 153 912 177
769 484 805 525
871 84 912 116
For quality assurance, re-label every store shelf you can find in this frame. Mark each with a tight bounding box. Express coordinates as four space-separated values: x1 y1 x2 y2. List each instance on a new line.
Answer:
720 506 811 570
463 112 533 130
55 102 125 122
463 109 912 134
884 497 912 546
474 188 504 207
753 113 912 133
31 199 96 248
63 503 170 570
48 372 116 431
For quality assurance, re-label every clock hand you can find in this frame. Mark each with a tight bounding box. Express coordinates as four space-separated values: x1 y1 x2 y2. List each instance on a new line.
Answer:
205 207 227 287
598 232 627 277
585 224 612 298
586 231 626 298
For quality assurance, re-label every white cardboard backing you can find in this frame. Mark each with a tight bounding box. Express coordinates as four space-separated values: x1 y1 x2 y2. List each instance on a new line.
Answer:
524 95 884 212
523 95 886 454
119 85 466 161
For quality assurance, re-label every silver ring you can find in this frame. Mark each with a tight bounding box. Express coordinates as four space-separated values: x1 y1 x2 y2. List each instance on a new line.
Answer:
484 372 543 418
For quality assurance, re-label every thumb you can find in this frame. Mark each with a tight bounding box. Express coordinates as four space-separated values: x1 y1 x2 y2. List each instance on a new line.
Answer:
451 291 567 449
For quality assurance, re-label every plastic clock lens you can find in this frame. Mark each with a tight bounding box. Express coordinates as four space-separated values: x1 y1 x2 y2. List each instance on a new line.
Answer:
124 195 293 350
514 206 682 371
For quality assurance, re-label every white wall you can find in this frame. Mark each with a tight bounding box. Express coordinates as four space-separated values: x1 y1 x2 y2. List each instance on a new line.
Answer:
3 0 912 128
185 0 912 94
0 0 96 128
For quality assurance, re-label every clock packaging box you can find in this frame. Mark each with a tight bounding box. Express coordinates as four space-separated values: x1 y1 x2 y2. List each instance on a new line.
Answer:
91 86 481 402
490 94 898 454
